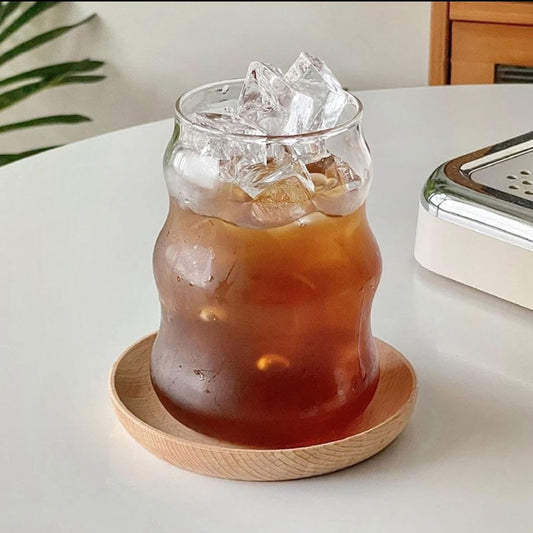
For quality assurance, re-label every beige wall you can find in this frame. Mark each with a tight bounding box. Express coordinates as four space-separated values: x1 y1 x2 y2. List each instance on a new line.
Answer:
0 2 431 152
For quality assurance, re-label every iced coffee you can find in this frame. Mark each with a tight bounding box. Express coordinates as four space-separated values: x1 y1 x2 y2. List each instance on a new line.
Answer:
151 53 381 448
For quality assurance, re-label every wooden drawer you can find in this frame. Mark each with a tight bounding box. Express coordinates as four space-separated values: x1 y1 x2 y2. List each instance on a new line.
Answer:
430 1 533 85
451 21 533 84
449 1 533 25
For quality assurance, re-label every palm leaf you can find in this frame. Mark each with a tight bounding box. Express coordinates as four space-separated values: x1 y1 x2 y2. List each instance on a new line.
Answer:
0 13 96 68
0 73 66 111
0 59 104 88
0 2 59 44
0 114 90 134
0 3 105 167
0 2 22 26
59 74 105 84
0 145 59 166
0 70 105 113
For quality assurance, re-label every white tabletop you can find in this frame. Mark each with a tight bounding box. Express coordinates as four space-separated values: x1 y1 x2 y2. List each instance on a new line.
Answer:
1 84 533 532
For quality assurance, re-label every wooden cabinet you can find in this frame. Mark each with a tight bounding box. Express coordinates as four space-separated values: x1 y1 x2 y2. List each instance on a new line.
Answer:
429 1 533 84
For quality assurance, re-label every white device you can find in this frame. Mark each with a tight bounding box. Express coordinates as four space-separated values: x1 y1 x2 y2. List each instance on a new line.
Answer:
414 131 533 310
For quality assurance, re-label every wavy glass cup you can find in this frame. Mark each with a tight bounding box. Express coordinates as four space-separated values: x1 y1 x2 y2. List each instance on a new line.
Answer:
151 80 382 448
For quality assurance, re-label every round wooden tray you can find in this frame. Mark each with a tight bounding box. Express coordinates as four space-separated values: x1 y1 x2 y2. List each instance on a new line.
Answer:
110 333 417 481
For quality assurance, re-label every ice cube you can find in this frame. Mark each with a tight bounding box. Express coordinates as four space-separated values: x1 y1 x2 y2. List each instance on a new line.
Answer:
307 153 362 190
179 123 220 158
257 176 312 204
235 149 314 198
190 112 265 136
309 172 328 190
333 157 363 191
250 176 313 227
286 52 349 131
180 113 268 185
168 219 215 288
171 149 219 190
164 147 224 216
306 153 337 178
309 155 366 215
291 139 330 166
237 61 314 135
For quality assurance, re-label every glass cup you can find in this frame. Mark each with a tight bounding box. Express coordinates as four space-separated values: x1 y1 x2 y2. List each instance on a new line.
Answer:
150 80 382 448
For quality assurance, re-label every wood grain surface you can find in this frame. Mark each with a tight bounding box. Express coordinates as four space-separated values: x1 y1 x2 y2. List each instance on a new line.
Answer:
110 333 417 481
450 2 533 26
429 1 451 85
452 21 533 65
451 21 533 84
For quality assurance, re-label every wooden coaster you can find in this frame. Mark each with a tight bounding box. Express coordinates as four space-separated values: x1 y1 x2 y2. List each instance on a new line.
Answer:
110 333 417 481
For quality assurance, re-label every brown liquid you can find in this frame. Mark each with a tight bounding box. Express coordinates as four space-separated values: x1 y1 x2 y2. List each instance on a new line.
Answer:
151 197 381 448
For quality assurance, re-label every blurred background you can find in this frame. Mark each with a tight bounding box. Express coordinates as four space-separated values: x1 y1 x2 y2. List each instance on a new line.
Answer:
0 2 431 154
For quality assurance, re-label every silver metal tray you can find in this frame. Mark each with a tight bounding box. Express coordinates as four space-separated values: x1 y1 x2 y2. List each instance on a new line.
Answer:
421 131 533 251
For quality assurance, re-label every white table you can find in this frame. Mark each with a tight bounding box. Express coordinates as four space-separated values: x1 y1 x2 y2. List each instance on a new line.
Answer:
2 85 533 532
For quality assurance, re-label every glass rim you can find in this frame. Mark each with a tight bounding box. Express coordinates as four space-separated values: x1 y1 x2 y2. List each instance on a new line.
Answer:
174 78 363 142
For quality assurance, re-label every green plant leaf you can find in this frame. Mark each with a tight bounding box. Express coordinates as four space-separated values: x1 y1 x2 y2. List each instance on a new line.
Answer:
59 74 106 84
0 13 96 68
0 74 66 111
0 145 59 166
0 2 22 26
0 59 104 88
0 2 59 45
0 62 105 112
0 114 91 134
0 4 105 165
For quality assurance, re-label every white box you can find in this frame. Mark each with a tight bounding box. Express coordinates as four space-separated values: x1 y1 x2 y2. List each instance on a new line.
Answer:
414 132 533 310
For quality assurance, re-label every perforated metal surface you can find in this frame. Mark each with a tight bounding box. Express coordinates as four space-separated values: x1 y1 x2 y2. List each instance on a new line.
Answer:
421 132 533 252
470 149 533 201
